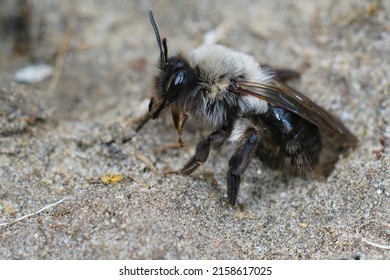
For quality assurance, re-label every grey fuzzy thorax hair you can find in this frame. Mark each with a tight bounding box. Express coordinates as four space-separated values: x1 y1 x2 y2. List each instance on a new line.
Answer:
184 45 273 130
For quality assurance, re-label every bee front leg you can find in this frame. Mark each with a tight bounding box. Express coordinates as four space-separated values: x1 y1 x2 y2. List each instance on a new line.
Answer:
227 128 258 205
169 129 228 175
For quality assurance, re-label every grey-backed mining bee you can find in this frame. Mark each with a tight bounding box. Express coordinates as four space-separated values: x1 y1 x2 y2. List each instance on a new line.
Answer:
146 11 356 205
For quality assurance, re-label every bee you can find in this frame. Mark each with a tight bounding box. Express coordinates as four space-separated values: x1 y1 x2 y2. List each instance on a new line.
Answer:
146 11 356 205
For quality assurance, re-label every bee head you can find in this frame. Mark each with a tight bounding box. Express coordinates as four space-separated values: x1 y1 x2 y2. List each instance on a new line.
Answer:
148 11 197 119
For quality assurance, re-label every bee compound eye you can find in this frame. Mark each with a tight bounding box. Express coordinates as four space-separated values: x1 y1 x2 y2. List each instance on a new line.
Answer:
174 70 185 86
165 70 186 101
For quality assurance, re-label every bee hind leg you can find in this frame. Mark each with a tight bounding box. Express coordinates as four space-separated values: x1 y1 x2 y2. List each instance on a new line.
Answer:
227 128 258 205
260 63 301 83
273 68 301 83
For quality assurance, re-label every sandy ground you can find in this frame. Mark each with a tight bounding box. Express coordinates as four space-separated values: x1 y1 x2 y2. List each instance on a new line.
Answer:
0 0 389 259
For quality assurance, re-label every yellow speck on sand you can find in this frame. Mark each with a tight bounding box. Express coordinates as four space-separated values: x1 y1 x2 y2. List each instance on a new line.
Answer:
100 174 123 184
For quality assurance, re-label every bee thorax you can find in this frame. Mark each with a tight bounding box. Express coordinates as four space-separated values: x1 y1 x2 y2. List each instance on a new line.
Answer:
230 119 258 143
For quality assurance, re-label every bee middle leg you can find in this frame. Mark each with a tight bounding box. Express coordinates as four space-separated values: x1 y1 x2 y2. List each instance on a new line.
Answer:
227 128 258 205
175 128 229 175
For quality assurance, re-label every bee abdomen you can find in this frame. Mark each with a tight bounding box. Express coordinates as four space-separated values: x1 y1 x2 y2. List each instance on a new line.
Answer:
282 121 322 172
257 105 322 173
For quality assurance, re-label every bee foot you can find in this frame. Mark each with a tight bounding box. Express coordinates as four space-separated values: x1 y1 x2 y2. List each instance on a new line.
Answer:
164 170 182 176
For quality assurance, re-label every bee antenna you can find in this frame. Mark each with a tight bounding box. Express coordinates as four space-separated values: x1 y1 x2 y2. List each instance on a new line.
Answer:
149 11 168 69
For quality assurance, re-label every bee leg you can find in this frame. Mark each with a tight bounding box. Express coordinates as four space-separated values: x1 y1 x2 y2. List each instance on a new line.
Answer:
227 128 258 205
135 113 153 132
261 64 301 83
273 68 300 83
177 129 228 175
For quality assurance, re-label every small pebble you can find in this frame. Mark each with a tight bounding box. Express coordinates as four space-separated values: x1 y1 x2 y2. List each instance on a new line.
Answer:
14 64 54 84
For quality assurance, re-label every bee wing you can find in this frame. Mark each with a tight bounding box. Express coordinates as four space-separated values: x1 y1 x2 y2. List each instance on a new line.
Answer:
229 80 357 145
